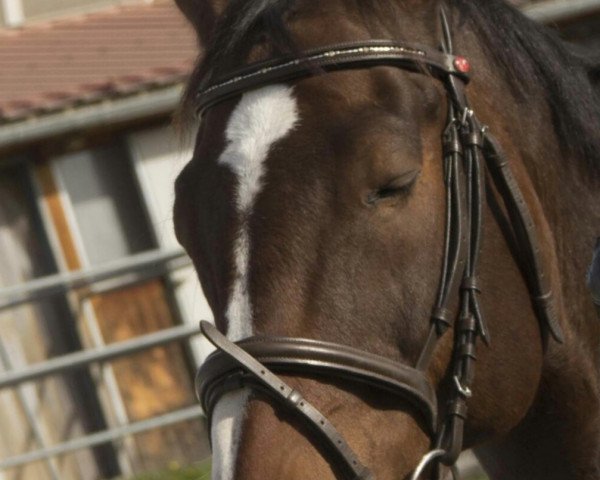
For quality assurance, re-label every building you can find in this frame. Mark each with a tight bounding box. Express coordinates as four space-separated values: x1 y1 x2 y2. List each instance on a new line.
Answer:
0 0 598 479
0 1 211 479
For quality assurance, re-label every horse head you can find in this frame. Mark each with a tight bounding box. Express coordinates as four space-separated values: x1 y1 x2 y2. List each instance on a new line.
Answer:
174 1 600 479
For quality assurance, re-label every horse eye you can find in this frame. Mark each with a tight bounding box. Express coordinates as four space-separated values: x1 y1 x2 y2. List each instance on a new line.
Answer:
377 185 405 199
369 169 420 204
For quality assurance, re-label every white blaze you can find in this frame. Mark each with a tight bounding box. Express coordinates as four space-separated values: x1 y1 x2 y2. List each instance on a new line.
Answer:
211 85 299 480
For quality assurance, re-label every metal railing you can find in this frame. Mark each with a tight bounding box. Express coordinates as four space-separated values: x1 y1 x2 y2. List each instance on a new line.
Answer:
0 247 204 477
0 247 191 310
0 323 200 390
0 405 204 471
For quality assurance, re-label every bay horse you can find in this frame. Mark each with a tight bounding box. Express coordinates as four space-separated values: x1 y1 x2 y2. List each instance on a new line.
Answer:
173 1 600 479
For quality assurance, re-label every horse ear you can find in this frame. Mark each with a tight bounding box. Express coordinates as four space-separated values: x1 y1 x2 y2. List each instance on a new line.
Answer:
566 44 600 90
174 0 227 46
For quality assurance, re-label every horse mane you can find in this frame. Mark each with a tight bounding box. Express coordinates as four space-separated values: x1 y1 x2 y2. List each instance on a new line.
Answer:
454 0 600 174
179 0 292 122
180 0 600 174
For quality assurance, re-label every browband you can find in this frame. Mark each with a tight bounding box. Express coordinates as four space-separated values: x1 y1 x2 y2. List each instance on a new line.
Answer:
196 39 471 116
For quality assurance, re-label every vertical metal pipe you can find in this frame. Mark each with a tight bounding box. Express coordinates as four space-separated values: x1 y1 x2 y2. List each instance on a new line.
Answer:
0 338 61 480
1 0 24 27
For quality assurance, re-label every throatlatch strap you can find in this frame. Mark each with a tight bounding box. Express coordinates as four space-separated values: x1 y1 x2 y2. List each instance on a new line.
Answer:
483 135 564 343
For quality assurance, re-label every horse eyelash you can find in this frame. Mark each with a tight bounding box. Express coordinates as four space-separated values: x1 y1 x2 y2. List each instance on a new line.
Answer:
367 181 415 205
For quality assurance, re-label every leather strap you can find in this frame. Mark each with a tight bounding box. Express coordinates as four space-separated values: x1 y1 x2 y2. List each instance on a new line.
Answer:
417 102 468 372
483 134 564 342
199 321 374 480
196 39 470 116
199 327 438 432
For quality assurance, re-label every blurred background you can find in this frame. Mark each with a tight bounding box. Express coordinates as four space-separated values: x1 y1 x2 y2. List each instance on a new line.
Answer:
0 1 598 479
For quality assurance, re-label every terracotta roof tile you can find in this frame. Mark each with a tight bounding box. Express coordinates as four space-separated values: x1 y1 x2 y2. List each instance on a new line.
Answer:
0 1 199 123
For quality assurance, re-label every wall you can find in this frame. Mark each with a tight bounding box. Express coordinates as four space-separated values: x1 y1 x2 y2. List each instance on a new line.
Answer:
1 0 149 27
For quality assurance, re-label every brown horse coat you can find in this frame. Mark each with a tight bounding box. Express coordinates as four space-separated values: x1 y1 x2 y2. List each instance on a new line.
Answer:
173 1 600 479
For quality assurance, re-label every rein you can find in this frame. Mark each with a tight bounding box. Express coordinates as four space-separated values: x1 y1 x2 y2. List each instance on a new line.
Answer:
194 9 563 480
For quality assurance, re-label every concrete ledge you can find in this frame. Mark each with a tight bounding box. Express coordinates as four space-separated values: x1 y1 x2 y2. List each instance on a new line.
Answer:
0 84 183 154
1 1 599 155
523 0 600 23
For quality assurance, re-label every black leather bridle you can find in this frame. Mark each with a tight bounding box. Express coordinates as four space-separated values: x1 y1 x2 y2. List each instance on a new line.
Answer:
193 9 564 480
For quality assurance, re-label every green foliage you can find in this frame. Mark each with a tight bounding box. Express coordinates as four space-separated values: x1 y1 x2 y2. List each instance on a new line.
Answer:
120 460 211 480
120 459 489 480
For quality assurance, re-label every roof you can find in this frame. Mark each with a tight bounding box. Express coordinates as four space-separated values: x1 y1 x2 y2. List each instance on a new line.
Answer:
1 0 598 126
0 1 198 124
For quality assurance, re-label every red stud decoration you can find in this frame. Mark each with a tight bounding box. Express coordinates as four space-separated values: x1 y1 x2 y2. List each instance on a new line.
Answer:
454 56 471 74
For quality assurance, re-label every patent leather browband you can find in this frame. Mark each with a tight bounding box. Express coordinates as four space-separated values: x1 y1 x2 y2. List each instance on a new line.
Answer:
195 39 470 116
195 8 563 480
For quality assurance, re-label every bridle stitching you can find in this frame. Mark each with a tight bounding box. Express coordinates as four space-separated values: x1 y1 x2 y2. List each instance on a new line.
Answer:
197 45 426 99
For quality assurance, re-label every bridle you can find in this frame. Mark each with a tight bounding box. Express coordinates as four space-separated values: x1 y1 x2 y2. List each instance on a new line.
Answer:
193 9 564 480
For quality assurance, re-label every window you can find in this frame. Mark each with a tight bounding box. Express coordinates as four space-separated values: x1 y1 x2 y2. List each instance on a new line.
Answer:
128 125 214 364
46 139 207 472
1 129 211 479
21 0 120 22
53 144 155 266
0 162 117 480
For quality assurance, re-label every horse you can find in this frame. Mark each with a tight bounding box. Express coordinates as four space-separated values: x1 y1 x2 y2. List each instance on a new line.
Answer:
172 1 600 479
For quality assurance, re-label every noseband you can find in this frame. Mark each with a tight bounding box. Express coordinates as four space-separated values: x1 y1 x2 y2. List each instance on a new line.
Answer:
194 10 563 480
